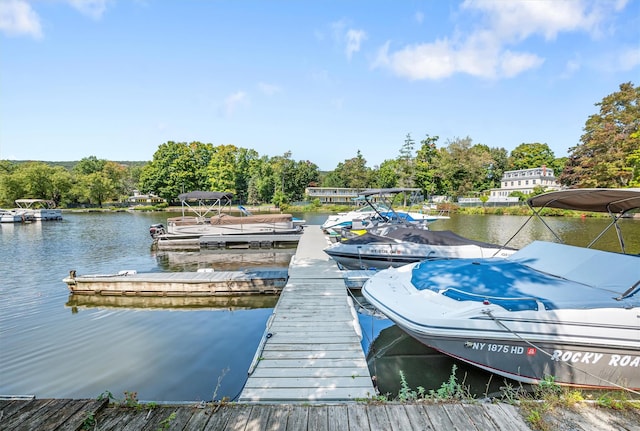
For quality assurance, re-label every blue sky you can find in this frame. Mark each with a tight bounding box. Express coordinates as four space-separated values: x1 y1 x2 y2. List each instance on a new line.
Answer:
1 1 638 171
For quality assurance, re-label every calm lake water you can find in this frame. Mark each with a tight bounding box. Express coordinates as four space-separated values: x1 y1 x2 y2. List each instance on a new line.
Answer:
1 211 638 401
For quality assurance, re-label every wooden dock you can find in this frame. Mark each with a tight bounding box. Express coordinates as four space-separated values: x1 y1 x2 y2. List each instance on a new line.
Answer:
239 225 376 402
1 397 541 430
62 269 288 296
6 397 637 431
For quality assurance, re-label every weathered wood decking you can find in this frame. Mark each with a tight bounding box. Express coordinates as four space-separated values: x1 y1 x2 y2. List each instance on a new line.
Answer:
1 398 539 430
6 397 638 431
239 225 375 402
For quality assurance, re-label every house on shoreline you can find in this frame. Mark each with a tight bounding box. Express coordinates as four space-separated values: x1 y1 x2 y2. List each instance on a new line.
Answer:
459 166 562 206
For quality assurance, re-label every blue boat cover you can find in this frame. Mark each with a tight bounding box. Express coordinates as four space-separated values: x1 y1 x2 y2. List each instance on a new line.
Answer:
410 241 640 311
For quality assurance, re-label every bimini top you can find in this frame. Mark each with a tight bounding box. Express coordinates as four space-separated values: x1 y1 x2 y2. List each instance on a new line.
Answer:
359 188 420 197
15 199 57 209
527 188 640 214
178 191 233 201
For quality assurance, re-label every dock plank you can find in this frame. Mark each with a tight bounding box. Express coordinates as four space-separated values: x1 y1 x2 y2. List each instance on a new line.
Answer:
0 399 34 424
1 399 54 430
222 404 252 431
284 405 308 431
347 404 371 431
384 404 420 431
264 404 290 431
327 405 349 431
421 404 455 430
442 403 478 430
367 404 393 430
55 398 109 431
307 405 329 431
200 404 234 430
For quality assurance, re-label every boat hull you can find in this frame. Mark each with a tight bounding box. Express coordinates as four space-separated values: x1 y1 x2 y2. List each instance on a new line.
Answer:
362 241 640 390
397 328 640 389
325 243 515 270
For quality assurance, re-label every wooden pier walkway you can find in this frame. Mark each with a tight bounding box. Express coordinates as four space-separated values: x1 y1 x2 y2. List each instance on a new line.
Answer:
5 397 637 431
239 225 376 402
1 397 540 430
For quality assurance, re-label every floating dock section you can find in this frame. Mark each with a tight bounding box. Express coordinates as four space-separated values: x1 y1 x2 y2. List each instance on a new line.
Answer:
155 233 302 251
62 269 288 296
239 225 376 402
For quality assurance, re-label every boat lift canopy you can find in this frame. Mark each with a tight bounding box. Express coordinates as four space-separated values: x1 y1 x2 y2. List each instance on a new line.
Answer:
177 191 233 219
15 199 57 209
505 188 640 253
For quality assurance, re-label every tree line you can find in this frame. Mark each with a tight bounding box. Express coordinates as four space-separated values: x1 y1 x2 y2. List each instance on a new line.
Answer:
1 82 637 208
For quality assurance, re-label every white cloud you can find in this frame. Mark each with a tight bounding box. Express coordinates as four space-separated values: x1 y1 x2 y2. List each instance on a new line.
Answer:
258 82 281 96
67 0 111 20
461 0 601 41
0 0 42 39
561 58 582 79
499 50 545 78
615 46 640 71
345 28 366 60
414 11 424 25
373 0 625 80
222 91 248 117
330 19 367 60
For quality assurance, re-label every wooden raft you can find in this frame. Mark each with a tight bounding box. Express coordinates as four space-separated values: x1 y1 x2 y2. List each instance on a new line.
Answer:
62 269 288 296
240 225 376 402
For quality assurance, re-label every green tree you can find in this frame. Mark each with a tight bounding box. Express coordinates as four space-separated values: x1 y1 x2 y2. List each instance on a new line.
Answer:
397 134 416 187
291 160 320 202
560 82 639 187
322 151 371 189
83 172 115 207
508 143 556 170
139 141 214 201
375 159 400 188
414 134 439 197
436 137 495 197
73 156 106 175
207 145 240 194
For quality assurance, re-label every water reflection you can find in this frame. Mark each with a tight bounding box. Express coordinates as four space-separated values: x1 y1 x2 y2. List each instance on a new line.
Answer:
0 212 285 402
66 294 279 312
364 325 516 398
154 248 295 272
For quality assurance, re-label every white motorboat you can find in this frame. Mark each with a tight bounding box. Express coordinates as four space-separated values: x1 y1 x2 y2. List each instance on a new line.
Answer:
321 188 449 235
0 209 26 223
149 191 303 245
363 188 640 390
324 226 516 270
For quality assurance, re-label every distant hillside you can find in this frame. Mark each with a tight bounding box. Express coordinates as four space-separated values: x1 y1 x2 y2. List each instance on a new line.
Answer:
7 160 149 170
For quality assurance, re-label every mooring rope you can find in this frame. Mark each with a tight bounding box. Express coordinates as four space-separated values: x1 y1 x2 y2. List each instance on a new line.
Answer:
483 310 640 395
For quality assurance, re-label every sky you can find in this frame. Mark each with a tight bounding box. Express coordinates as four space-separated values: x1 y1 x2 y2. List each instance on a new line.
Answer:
1 1 639 171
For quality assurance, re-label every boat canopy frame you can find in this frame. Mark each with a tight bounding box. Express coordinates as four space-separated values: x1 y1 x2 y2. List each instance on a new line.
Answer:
177 191 234 220
503 188 640 254
14 199 58 209
358 188 426 227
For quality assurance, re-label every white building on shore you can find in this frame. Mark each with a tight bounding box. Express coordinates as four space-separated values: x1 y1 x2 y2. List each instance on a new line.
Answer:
490 166 561 200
